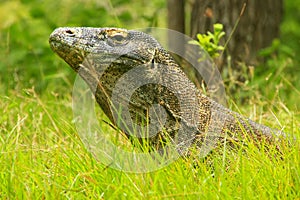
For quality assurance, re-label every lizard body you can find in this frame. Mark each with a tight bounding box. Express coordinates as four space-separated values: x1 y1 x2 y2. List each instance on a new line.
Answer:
49 27 284 153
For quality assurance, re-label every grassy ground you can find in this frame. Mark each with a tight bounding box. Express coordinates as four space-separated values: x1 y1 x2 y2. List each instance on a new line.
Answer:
0 0 300 199
0 87 299 199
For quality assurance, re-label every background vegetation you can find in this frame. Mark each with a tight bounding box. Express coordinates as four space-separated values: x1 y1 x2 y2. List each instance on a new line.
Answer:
0 0 299 199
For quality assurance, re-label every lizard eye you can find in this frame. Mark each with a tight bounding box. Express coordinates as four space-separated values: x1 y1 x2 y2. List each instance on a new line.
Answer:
111 34 125 42
107 34 128 46
106 30 129 46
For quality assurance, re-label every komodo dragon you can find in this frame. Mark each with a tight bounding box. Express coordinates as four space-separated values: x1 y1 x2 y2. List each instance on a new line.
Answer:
49 27 285 154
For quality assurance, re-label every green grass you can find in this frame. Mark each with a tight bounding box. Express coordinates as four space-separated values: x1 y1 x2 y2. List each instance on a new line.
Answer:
0 0 300 199
0 76 299 199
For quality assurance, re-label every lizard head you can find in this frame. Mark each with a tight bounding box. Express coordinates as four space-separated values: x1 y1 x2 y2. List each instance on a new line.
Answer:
49 27 162 72
49 27 175 127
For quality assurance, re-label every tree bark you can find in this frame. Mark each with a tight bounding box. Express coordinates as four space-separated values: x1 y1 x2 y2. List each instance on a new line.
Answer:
167 0 185 54
190 0 283 68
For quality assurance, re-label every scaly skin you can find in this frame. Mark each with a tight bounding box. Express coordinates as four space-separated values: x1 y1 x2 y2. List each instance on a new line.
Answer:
49 27 284 152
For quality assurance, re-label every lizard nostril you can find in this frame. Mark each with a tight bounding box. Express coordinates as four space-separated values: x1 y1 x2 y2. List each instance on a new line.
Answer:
65 29 75 36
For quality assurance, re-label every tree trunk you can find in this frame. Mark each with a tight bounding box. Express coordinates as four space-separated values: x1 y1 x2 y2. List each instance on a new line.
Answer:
167 0 185 54
190 0 283 68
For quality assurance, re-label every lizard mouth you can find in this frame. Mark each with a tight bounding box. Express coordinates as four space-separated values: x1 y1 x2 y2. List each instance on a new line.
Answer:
49 28 87 72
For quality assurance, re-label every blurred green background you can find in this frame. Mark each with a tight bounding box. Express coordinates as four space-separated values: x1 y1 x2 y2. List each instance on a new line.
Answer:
0 0 166 94
0 0 299 106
